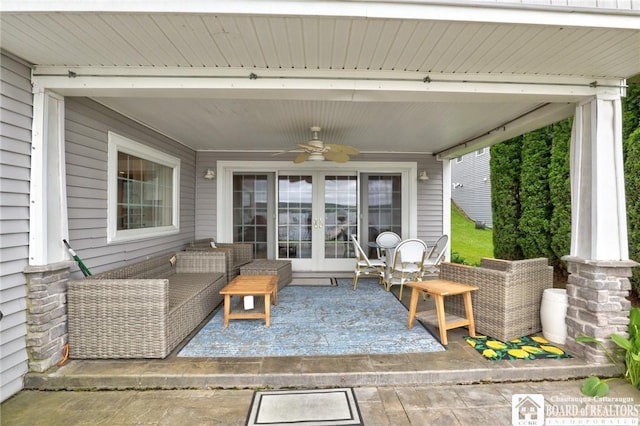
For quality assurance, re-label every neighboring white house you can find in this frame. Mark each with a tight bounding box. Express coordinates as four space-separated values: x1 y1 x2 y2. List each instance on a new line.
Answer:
1 0 639 402
450 148 493 228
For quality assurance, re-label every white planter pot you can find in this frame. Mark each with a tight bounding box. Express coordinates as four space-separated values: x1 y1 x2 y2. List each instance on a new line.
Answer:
540 288 568 345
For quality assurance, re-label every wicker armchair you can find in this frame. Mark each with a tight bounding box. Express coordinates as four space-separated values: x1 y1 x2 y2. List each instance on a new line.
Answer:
439 258 553 341
187 239 253 282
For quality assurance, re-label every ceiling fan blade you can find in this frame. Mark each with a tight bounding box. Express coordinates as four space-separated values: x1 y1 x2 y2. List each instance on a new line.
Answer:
293 152 311 163
323 151 350 163
272 148 301 156
326 143 359 155
297 142 325 152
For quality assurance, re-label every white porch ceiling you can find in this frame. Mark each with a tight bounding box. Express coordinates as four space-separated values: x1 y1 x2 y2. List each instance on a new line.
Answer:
1 2 639 156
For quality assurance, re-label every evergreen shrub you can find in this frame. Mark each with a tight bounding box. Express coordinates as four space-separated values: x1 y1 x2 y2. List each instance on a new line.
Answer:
490 137 524 260
518 127 554 260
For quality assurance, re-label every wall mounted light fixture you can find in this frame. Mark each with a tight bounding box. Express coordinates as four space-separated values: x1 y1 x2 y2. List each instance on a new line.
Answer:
418 170 429 181
204 168 216 180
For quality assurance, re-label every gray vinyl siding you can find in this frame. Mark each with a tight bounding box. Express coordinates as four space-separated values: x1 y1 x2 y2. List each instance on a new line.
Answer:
195 151 443 247
0 52 31 402
65 98 196 276
412 154 445 244
451 149 493 228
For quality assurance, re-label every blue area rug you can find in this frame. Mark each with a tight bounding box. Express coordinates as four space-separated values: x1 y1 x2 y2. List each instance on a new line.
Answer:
178 279 445 357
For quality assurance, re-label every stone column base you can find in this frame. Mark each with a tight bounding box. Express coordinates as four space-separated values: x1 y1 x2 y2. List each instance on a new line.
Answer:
23 261 75 372
563 256 637 363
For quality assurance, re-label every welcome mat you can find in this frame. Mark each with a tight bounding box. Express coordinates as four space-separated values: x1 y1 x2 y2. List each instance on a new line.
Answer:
246 388 362 426
178 279 444 357
464 335 572 361
289 277 338 286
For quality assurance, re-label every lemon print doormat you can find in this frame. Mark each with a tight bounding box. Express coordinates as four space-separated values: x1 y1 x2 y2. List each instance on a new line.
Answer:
464 335 572 361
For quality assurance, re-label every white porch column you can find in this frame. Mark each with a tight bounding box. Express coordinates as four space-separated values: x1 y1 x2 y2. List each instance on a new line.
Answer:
29 88 69 265
570 95 628 261
565 95 637 362
26 88 72 372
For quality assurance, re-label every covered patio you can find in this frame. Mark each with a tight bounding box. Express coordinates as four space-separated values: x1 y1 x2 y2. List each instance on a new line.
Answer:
1 0 640 402
23 281 617 391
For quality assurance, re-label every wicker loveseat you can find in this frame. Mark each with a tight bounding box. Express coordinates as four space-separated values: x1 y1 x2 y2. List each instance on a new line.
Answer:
439 258 553 341
67 251 227 359
186 239 253 282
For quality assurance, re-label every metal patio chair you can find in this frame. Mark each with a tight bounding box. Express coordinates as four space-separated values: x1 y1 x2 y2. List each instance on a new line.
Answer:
351 234 386 290
375 231 402 259
422 234 449 279
386 238 428 299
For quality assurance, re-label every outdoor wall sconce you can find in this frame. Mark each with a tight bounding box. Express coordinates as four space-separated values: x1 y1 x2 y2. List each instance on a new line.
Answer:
418 170 429 181
204 168 216 180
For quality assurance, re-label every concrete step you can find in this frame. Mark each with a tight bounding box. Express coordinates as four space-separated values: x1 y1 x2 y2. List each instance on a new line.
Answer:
24 336 617 391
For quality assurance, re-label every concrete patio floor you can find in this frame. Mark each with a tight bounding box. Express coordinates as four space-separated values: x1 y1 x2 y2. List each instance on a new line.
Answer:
3 277 635 425
4 379 640 425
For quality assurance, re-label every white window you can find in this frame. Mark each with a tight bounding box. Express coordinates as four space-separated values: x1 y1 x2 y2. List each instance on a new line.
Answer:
476 147 486 156
107 132 180 243
455 156 463 163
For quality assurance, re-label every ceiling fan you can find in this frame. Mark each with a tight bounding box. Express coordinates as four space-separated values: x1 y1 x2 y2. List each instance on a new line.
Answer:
275 126 360 163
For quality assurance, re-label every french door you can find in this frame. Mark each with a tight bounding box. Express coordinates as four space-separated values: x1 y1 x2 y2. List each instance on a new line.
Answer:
277 172 357 271
224 161 415 272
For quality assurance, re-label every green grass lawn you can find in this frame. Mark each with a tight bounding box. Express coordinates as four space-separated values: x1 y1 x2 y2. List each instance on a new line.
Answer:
450 204 494 265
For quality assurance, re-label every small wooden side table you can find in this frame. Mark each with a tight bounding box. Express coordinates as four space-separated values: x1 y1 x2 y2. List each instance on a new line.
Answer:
406 279 478 346
219 275 278 327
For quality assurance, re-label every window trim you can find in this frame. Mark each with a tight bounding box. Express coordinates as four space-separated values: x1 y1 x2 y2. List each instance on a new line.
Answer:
107 131 180 243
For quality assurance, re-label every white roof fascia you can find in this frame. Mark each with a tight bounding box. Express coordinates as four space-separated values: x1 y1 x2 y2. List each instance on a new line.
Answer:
32 66 628 86
32 69 625 103
2 1 639 30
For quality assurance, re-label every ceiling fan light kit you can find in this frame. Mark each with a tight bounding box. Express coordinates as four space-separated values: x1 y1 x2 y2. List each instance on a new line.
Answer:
308 152 325 161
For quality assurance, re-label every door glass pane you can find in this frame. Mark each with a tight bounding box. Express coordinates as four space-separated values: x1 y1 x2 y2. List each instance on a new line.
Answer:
324 175 357 259
233 174 269 259
278 175 312 259
367 175 402 248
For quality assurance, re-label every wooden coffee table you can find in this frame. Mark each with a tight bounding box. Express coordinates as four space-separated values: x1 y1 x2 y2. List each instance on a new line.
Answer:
219 275 278 327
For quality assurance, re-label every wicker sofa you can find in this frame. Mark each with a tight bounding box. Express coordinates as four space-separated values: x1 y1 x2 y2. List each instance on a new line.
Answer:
67 251 227 359
439 258 553 341
186 239 253 283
